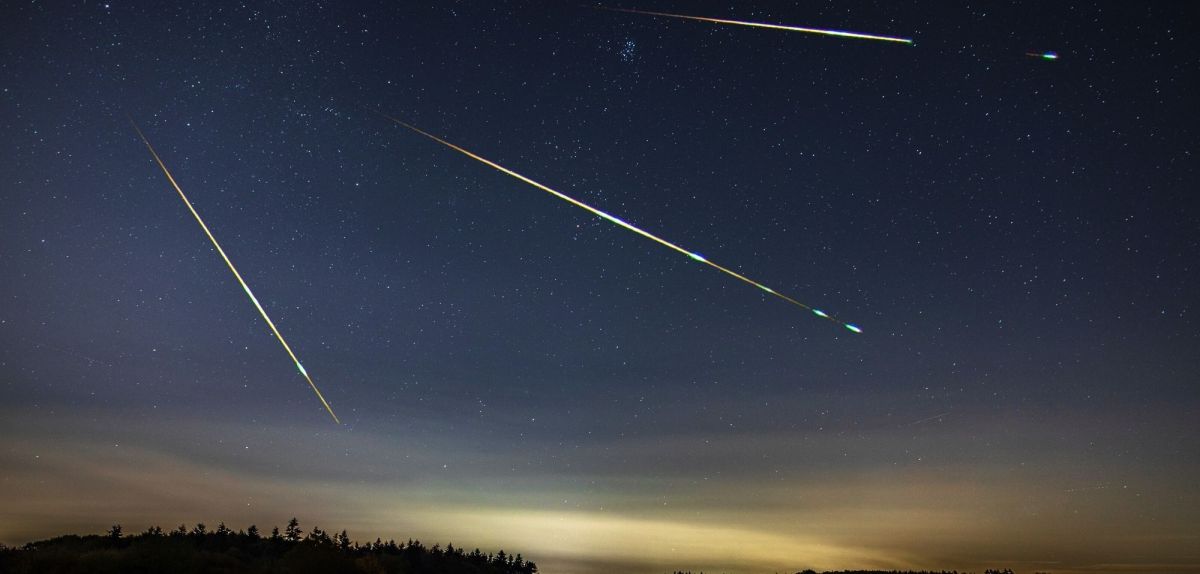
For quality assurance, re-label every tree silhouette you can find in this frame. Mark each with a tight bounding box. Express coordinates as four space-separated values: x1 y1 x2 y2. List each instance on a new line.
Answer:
285 517 303 542
336 529 351 551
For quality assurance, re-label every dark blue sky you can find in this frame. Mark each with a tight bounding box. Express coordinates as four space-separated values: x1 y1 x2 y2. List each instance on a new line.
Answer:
1 2 1197 573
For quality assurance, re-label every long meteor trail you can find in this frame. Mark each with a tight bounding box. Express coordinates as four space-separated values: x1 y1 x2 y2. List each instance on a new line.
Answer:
129 119 341 423
377 113 861 334
597 6 913 45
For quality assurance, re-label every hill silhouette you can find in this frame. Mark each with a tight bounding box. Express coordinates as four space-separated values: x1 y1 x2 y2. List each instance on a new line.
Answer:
0 519 536 574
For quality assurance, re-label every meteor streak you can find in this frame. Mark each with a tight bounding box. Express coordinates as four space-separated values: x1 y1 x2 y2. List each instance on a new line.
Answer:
902 411 951 427
376 112 862 334
597 6 913 45
129 119 341 423
1026 51 1059 60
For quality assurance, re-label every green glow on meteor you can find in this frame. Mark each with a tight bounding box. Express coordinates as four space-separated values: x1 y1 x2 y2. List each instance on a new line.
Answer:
1027 51 1059 60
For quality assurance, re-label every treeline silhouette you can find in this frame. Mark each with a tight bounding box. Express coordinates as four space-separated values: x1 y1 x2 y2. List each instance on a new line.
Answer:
0 518 536 574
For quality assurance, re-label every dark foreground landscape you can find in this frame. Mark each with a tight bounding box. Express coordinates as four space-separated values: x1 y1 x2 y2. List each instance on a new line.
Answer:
0 522 1027 574
0 520 536 574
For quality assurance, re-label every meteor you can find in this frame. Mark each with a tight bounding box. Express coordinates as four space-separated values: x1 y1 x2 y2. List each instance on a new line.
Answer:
597 6 913 45
129 119 341 424
376 112 862 334
902 411 951 427
1026 51 1059 60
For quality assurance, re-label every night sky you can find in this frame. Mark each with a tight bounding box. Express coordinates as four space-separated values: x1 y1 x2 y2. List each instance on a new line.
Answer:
2 2 1198 573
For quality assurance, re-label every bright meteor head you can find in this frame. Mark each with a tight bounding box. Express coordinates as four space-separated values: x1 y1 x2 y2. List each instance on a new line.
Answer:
1026 51 1059 60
